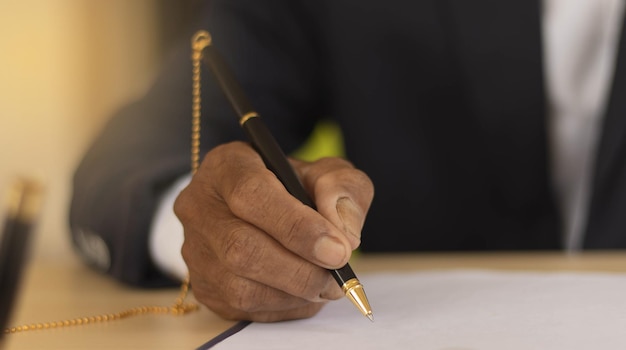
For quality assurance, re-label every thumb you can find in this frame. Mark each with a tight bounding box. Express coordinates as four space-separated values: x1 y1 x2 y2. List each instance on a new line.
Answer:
335 196 365 249
291 157 374 250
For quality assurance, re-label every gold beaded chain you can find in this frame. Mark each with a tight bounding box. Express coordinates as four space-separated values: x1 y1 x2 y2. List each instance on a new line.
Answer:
191 30 211 175
2 32 212 336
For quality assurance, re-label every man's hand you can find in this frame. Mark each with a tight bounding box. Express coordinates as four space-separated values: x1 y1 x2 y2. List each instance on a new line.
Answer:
174 141 374 322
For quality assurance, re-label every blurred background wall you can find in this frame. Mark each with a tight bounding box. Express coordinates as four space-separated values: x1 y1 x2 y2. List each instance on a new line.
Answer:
0 0 200 262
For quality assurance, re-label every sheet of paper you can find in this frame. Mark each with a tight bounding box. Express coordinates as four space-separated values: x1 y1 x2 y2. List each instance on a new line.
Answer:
210 270 626 349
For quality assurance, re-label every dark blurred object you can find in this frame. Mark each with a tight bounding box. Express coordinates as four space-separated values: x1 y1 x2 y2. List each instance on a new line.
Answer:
0 179 42 345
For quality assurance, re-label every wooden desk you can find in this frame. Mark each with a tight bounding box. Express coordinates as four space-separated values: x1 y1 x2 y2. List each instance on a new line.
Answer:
4 252 626 349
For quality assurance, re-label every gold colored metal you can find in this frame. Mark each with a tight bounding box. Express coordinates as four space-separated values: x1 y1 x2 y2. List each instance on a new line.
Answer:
192 31 212 54
4 303 200 335
239 111 259 126
191 30 211 174
342 278 374 321
6 178 43 223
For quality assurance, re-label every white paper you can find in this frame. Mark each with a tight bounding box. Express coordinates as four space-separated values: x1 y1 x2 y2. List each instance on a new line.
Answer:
212 270 626 349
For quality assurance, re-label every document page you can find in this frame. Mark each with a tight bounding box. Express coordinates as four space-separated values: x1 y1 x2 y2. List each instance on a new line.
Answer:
210 270 626 349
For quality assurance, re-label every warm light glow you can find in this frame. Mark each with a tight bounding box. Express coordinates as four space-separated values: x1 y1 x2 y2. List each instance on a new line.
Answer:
0 0 160 261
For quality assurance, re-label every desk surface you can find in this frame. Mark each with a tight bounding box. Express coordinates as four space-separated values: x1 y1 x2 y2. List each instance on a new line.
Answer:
4 252 626 349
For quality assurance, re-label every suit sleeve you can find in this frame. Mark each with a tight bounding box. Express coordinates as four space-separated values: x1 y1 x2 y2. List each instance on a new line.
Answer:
69 0 325 287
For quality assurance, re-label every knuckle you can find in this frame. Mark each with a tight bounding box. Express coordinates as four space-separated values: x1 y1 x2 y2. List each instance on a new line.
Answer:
200 142 250 184
203 141 255 174
173 188 193 221
315 166 368 189
200 148 222 173
343 168 374 199
203 141 246 165
227 174 268 215
349 168 375 198
315 168 342 188
278 213 308 247
291 265 324 300
225 278 264 313
317 157 354 169
222 228 263 273
180 238 196 266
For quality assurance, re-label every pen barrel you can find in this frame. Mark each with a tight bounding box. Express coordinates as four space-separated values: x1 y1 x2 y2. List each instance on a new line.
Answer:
0 218 31 335
202 41 312 207
330 264 357 285
203 46 255 118
0 179 41 338
241 117 315 208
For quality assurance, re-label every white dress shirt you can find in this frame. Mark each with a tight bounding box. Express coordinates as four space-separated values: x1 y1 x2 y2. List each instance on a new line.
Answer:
544 0 625 250
149 174 191 280
149 0 626 280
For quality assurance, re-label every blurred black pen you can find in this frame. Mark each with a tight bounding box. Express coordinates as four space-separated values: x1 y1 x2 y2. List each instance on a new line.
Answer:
0 179 43 345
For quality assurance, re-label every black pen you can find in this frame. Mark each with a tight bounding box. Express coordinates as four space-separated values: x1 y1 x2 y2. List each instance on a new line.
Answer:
193 31 373 321
0 179 42 342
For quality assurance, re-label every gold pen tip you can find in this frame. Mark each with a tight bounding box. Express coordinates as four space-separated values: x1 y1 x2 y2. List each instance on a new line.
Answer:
342 279 374 321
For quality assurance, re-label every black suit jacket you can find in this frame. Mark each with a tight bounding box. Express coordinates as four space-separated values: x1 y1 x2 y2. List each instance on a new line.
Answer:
70 0 626 286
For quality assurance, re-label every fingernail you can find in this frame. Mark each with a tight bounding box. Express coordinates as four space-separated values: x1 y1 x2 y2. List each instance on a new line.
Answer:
336 197 362 245
314 236 348 267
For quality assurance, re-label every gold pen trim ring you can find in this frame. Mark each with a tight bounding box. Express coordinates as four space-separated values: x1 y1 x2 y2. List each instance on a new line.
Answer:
239 112 259 126
341 278 373 320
